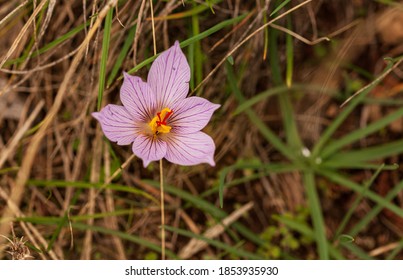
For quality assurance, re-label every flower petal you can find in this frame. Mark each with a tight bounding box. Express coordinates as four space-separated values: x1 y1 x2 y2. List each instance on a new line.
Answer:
92 104 138 145
132 134 167 167
120 72 156 122
165 132 216 166
169 97 220 133
147 41 190 108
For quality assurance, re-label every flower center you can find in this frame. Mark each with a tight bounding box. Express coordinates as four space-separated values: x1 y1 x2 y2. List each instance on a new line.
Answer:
148 107 173 135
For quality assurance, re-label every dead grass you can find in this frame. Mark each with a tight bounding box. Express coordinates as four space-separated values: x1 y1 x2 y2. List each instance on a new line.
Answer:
0 0 403 260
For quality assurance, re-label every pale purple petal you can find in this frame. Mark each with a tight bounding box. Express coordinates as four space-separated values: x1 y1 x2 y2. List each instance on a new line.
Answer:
92 104 138 145
165 132 216 166
132 134 167 167
147 41 190 108
169 97 220 133
120 72 156 122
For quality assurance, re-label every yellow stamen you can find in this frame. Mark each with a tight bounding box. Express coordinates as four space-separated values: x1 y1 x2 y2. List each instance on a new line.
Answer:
148 107 173 135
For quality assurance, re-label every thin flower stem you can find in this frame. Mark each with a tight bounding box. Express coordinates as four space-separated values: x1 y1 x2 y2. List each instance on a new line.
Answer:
159 159 165 260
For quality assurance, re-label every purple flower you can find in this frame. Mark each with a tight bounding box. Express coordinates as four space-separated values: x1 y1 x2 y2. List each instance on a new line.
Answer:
92 41 220 167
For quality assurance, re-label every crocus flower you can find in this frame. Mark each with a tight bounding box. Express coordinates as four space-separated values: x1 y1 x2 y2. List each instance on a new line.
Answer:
92 41 220 167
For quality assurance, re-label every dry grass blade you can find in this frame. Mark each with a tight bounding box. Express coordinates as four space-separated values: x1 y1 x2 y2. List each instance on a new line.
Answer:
0 187 58 260
269 23 329 45
369 242 400 257
0 0 30 29
341 57 403 107
0 0 118 250
179 201 254 259
0 0 47 71
0 100 44 169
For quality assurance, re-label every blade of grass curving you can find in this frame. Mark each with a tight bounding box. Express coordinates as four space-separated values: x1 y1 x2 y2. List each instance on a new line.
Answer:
153 0 222 20
273 215 344 259
311 60 395 158
107 23 137 87
320 162 398 170
0 166 19 175
318 169 403 217
15 1 48 68
28 179 158 204
72 222 178 259
342 242 373 260
303 170 328 259
263 11 269 60
334 164 384 240
191 6 203 95
187 32 195 91
218 162 300 207
285 16 293 87
321 107 403 158
226 62 295 161
143 179 265 247
165 225 261 259
125 13 248 76
270 0 291 16
18 209 143 225
364 97 403 106
269 25 302 150
348 179 403 237
234 84 336 115
269 27 282 84
325 139 403 164
97 7 113 110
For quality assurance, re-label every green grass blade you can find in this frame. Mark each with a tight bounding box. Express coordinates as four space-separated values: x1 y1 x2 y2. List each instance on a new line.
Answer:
320 162 398 170
17 2 47 67
218 162 300 207
269 23 302 150
165 226 261 260
303 170 328 259
321 107 403 158
342 242 373 260
285 16 293 87
158 0 222 20
270 0 291 16
386 239 403 260
27 179 158 204
318 169 403 217
191 3 203 93
312 60 395 158
72 223 178 259
18 209 143 225
269 27 282 85
226 62 295 162
334 164 384 240
348 179 403 237
107 23 137 87
0 166 19 175
233 84 336 115
325 139 403 164
97 7 113 110
5 20 91 66
188 32 195 91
